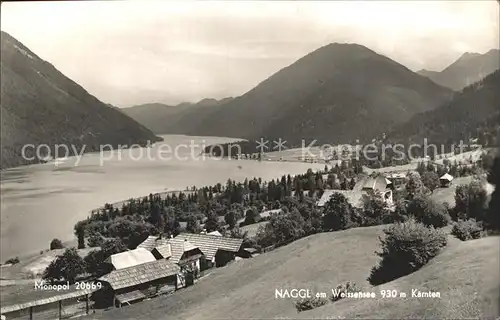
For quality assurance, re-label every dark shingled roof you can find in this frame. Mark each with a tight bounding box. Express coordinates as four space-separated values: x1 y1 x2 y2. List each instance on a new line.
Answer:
137 236 169 251
153 244 172 259
175 233 243 260
99 259 179 290
153 238 200 263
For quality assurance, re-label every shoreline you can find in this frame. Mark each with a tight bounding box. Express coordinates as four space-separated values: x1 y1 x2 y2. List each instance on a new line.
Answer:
1 156 324 262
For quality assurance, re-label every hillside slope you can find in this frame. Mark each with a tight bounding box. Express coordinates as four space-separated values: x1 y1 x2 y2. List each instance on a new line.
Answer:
92 225 386 320
189 43 453 145
418 49 500 91
304 235 500 319
389 70 500 147
0 31 161 169
90 226 499 320
121 98 233 134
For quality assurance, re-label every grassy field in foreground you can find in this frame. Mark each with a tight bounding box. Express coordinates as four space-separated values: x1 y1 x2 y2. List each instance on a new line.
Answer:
88 225 499 320
88 225 387 320
304 235 500 319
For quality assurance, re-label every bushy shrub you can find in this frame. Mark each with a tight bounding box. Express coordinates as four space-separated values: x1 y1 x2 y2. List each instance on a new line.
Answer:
368 218 447 285
330 281 361 302
294 296 328 312
5 257 20 265
322 193 357 231
392 200 410 223
43 248 86 284
87 233 104 247
407 194 450 228
361 194 394 226
50 238 64 250
454 181 488 222
451 219 484 241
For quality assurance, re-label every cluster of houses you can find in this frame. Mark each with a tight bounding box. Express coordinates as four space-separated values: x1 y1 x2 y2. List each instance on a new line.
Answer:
317 171 455 209
0 232 249 320
96 232 248 308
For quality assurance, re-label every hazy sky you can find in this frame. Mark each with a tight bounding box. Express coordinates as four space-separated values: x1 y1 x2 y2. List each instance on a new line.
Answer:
1 1 499 107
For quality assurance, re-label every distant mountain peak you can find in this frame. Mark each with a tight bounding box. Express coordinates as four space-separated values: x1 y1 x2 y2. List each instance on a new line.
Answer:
455 52 482 63
419 49 499 91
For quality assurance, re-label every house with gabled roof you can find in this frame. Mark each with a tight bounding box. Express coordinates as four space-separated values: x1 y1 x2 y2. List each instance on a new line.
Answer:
151 238 204 288
97 259 180 308
439 173 454 188
174 233 243 269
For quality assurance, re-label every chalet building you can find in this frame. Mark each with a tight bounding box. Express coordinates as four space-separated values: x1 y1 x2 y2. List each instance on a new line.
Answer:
152 238 204 288
317 175 393 209
360 175 393 205
440 173 454 188
174 233 243 269
97 259 180 308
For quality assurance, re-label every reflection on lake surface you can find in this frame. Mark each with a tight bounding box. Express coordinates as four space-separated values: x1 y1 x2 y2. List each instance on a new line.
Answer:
0 135 322 261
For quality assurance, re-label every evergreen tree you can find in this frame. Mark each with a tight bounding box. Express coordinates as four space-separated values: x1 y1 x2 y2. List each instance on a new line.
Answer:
204 211 220 232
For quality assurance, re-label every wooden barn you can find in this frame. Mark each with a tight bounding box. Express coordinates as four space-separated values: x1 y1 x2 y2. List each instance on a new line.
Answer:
174 233 243 269
97 259 180 308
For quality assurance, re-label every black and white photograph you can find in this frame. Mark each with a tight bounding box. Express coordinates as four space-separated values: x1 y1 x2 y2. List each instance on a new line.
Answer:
0 1 499 319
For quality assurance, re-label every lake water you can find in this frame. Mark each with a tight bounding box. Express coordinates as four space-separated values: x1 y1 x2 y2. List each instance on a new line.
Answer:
0 135 322 261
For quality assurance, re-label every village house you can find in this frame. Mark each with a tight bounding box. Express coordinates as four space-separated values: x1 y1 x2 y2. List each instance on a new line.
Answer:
97 259 180 308
174 233 244 269
360 175 393 205
151 238 204 288
317 175 393 209
440 173 454 188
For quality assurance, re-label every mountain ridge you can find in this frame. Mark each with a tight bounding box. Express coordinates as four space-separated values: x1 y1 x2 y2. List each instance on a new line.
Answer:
0 31 162 169
417 49 500 90
185 42 454 144
121 97 233 135
389 69 500 148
